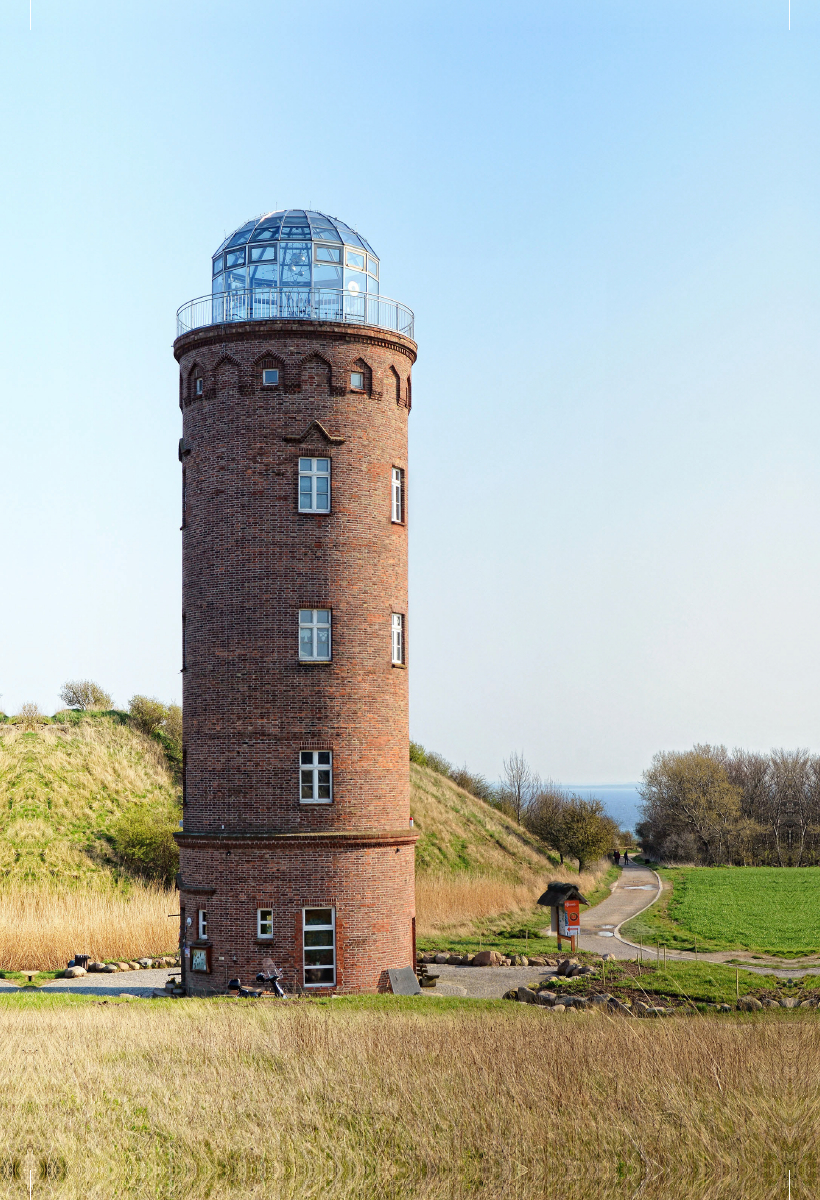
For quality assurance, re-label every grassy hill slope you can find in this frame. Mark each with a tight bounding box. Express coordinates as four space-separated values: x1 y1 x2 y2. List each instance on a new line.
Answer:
0 719 179 886
410 761 554 876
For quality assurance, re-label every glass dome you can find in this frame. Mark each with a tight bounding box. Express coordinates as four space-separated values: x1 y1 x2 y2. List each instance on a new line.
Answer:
212 209 379 299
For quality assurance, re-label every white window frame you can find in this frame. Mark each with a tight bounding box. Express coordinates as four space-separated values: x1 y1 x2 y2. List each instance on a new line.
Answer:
299 609 331 660
350 371 365 390
391 467 405 524
262 368 279 386
392 613 405 665
300 750 333 804
345 248 366 269
302 907 336 987
198 909 208 940
257 908 273 938
298 457 331 513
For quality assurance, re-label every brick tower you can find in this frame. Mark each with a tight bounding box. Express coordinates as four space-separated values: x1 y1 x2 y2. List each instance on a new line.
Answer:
173 210 417 994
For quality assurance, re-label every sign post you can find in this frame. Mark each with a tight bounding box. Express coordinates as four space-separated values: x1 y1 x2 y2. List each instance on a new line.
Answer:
539 882 590 955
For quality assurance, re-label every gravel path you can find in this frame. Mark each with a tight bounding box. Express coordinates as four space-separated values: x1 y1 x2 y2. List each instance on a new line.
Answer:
39 968 178 997
421 964 556 999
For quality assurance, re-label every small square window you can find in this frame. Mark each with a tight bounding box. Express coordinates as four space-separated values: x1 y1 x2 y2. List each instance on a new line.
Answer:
351 371 365 390
198 910 208 940
299 609 331 660
300 750 333 804
212 257 223 276
195 378 203 396
346 249 366 270
298 457 330 512
262 368 279 386
303 907 336 986
250 244 277 263
367 255 378 278
226 248 246 268
258 909 273 938
392 613 405 665
391 467 405 523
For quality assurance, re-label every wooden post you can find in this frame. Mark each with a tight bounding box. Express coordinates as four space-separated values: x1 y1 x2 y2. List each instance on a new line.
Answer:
656 939 660 968
694 936 697 960
736 969 739 1000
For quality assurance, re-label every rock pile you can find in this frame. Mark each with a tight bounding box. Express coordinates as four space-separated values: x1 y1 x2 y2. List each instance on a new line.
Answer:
61 956 180 977
417 952 593 972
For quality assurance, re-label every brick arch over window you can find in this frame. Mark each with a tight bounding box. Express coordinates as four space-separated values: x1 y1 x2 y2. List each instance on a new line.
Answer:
299 354 332 395
351 357 372 396
253 350 286 389
186 362 205 406
214 356 241 399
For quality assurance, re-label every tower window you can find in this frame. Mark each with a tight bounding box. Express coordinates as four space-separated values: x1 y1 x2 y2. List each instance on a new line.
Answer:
303 907 336 986
195 378 203 396
350 371 365 390
298 458 330 512
300 751 332 804
299 609 331 660
257 909 273 938
392 613 405 665
262 368 279 386
391 467 405 524
346 249 366 270
198 910 208 940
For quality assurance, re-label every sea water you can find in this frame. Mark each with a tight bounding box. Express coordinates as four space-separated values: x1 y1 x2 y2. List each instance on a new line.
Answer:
561 784 643 834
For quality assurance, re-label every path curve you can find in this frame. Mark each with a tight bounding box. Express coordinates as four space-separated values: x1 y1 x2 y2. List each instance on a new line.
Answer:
581 861 820 979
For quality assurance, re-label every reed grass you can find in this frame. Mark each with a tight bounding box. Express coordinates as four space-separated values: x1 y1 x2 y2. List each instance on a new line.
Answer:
415 860 611 937
0 883 176 971
0 997 814 1199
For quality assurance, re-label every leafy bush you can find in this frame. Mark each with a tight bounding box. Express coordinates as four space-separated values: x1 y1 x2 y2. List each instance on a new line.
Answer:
60 680 113 711
409 741 497 804
110 803 180 885
128 697 182 781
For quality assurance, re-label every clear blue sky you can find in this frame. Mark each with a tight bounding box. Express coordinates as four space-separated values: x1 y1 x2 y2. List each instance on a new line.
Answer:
1 1 817 784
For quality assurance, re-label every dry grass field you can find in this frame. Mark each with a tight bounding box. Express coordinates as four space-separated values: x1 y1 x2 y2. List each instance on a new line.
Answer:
0 996 814 1199
0 883 176 971
415 860 610 937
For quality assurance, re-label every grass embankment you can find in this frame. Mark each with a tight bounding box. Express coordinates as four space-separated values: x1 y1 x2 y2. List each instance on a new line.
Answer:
0 720 179 969
411 761 614 948
622 866 820 958
0 995 814 1200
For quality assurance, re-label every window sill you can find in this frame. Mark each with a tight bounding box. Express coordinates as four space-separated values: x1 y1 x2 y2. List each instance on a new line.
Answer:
300 801 333 806
298 659 332 666
392 662 407 669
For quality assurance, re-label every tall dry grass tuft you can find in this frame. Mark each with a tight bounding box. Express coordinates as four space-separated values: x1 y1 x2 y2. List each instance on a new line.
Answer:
416 859 611 937
0 1001 815 1198
0 884 176 971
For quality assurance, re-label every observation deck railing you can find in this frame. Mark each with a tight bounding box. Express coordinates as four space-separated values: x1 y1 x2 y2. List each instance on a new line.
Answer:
176 288 414 340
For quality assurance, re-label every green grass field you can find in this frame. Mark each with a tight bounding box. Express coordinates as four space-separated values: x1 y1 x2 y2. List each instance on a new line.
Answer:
622 866 820 957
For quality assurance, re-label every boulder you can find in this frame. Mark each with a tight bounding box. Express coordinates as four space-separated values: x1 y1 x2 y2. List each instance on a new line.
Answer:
600 953 616 962
527 956 546 966
780 998 799 1009
608 999 633 1015
718 1003 732 1013
589 993 613 1006
556 958 579 977
800 999 816 1009
434 954 449 965
472 950 502 967
64 966 86 978
501 957 512 966
536 990 558 1006
517 986 539 1004
761 998 780 1008
520 956 529 967
102 964 119 973
564 996 588 1009
128 962 142 971
738 997 763 1012
86 962 104 973
422 953 437 964
139 958 153 968
551 1004 566 1014
502 989 518 1000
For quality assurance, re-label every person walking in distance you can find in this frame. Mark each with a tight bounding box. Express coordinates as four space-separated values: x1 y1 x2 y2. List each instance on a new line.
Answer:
613 849 621 866
622 850 629 867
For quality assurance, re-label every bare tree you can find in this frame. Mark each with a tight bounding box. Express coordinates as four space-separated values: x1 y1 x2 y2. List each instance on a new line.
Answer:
19 702 41 730
60 680 112 711
501 751 539 825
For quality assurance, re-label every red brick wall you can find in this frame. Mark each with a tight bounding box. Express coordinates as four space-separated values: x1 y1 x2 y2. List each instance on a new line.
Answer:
173 320 417 994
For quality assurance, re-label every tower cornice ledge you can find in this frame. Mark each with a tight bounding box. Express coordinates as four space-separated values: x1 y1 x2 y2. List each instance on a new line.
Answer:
174 319 417 365
175 828 418 849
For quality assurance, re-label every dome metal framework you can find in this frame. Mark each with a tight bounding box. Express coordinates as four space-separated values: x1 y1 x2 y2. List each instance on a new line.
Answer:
212 209 379 300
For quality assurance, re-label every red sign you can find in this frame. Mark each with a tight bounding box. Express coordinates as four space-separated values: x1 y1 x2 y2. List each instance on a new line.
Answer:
564 900 580 931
